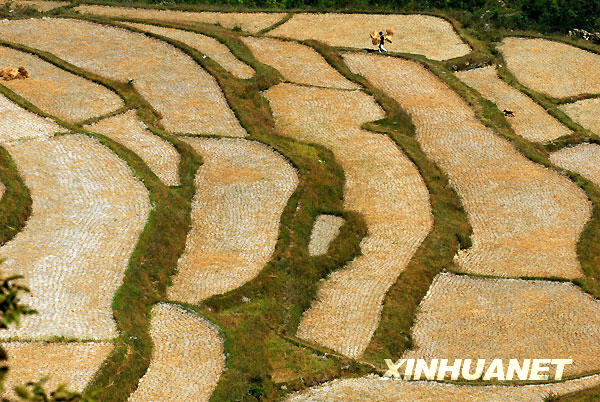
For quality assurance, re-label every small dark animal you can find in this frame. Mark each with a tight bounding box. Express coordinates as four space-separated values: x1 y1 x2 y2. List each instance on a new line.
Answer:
503 109 515 117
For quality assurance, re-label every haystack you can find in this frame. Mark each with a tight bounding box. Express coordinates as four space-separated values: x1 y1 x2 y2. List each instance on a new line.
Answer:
0 66 29 80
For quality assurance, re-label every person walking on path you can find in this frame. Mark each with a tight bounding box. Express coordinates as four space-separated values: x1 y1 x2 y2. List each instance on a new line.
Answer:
379 31 393 53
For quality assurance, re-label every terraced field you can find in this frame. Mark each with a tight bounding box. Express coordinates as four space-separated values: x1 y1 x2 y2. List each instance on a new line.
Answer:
85 110 180 186
242 37 358 89
500 37 600 98
344 52 591 279
168 137 298 303
0 18 247 136
0 45 123 122
0 6 599 402
128 303 224 401
265 84 433 358
456 66 570 142
560 98 600 134
75 5 285 33
122 22 255 79
269 13 471 60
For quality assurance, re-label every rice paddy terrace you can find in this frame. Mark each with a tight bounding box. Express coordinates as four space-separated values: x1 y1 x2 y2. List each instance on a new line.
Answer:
0 2 599 401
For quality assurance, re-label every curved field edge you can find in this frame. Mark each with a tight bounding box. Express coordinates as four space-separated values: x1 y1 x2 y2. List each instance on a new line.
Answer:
71 15 376 400
304 40 472 368
426 39 600 323
0 145 31 246
0 36 203 399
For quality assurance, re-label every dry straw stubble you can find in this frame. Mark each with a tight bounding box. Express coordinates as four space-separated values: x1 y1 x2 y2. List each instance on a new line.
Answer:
241 37 358 89
456 66 571 142
85 110 180 186
0 0 68 12
0 46 123 122
500 37 600 98
128 303 224 401
0 342 113 399
167 137 298 303
75 5 285 34
0 93 60 142
344 52 591 279
270 13 470 61
559 98 600 135
550 143 600 186
308 214 345 256
286 373 600 401
403 273 600 378
123 22 255 79
265 83 433 358
0 134 150 340
0 18 246 136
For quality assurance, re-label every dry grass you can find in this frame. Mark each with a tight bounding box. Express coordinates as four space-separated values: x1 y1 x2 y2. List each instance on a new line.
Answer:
456 66 570 142
167 137 298 303
0 0 68 12
122 22 255 79
286 374 600 401
0 18 246 136
550 143 600 187
308 214 345 256
344 52 591 279
85 110 180 186
0 342 112 399
0 45 123 123
270 13 470 61
0 93 60 142
264 83 432 358
128 303 224 402
559 98 600 135
241 37 357 89
500 38 600 98
402 272 600 378
0 134 149 340
75 5 285 34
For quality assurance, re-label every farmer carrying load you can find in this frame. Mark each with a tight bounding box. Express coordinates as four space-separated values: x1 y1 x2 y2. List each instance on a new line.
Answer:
370 29 394 53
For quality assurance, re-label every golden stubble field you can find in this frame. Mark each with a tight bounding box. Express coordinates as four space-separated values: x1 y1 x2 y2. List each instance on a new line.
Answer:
344 52 591 279
265 83 433 358
0 6 599 400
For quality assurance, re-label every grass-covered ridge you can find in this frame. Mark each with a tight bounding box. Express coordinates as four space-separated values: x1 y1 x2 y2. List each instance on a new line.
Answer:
1 5 600 400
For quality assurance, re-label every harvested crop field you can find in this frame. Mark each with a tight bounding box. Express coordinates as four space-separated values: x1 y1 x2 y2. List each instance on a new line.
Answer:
500 37 600 98
85 110 180 186
402 272 600 378
550 143 600 186
456 66 570 142
167 137 298 303
0 18 246 136
0 45 123 123
269 13 470 61
265 83 433 358
241 37 357 89
0 134 149 340
559 98 600 134
0 342 113 399
123 22 254 79
128 303 224 402
0 93 60 142
286 374 600 401
75 5 285 34
308 214 345 256
344 52 591 279
0 0 68 12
